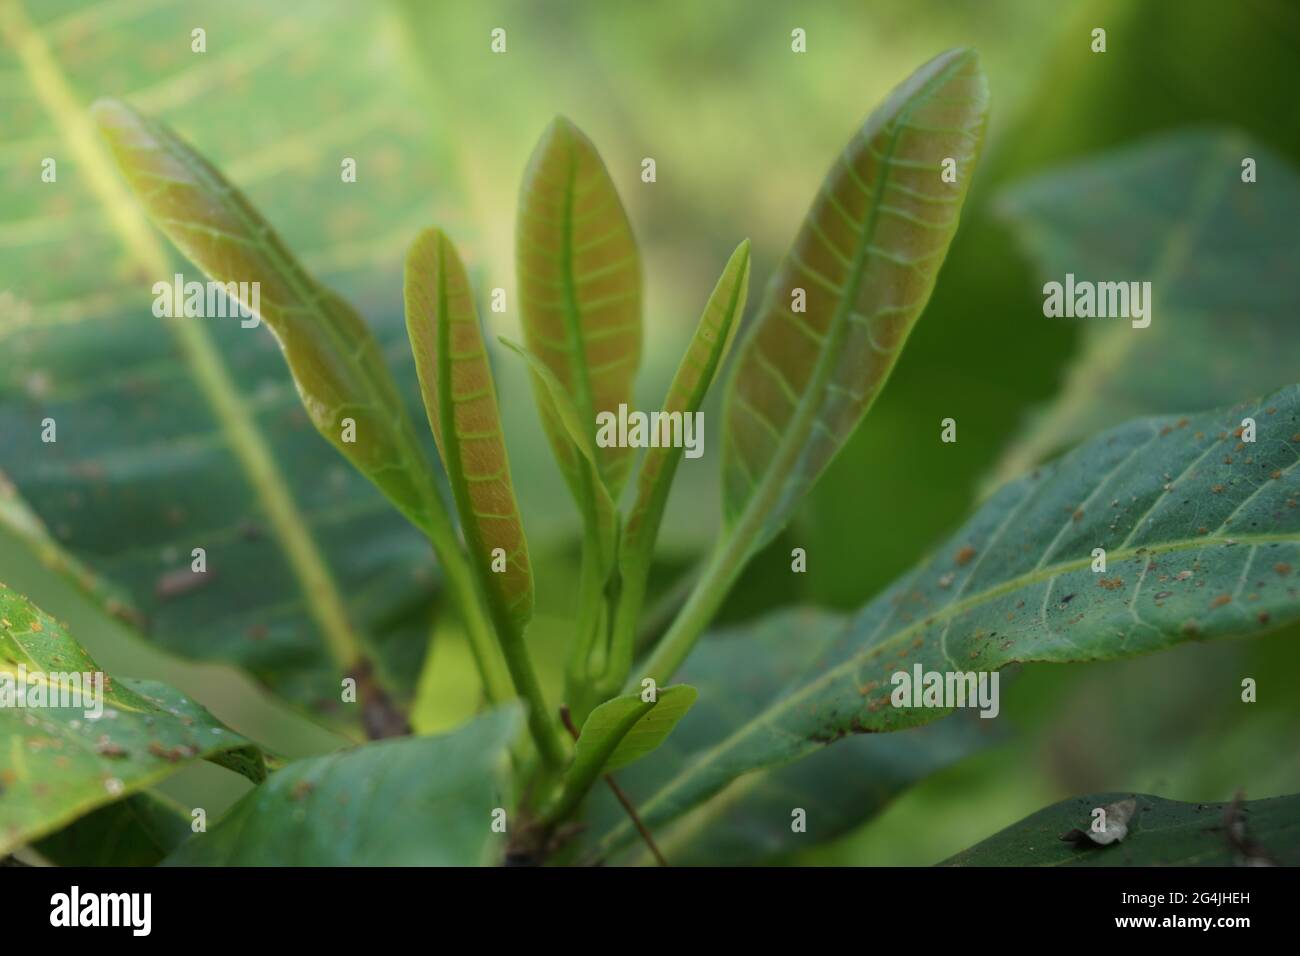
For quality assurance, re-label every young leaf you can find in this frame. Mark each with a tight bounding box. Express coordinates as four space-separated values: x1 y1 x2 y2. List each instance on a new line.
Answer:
0 584 264 856
638 49 990 688
404 228 533 631
33 792 192 866
164 707 521 866
576 684 697 778
547 686 697 825
610 241 751 679
92 99 511 722
500 338 618 572
600 385 1300 855
517 116 642 499
721 48 988 553
944 792 1300 866
987 130 1300 488
93 99 447 541
582 610 992 865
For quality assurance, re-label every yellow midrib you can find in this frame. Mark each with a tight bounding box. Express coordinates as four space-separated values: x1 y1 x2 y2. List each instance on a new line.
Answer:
2 1 360 670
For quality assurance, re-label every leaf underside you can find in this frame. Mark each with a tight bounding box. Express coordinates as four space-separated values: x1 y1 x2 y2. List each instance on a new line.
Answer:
597 385 1300 855
722 48 989 551
33 792 191 866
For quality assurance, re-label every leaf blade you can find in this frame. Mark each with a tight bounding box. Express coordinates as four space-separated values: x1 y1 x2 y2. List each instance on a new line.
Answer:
0 584 264 856
722 48 989 552
517 116 642 498
164 707 520 866
621 240 750 595
405 229 533 629
944 792 1300 866
577 684 697 778
499 338 618 572
91 98 444 538
600 385 1300 855
987 130 1300 488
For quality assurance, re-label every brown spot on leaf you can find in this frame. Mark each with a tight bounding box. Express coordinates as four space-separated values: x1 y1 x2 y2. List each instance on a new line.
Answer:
954 545 977 566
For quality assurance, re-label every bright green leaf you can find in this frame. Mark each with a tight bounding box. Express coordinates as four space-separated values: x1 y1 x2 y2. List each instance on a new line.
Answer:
721 48 988 553
577 684 697 778
599 385 1300 855
405 228 533 630
988 130 1300 488
517 116 642 499
944 792 1300 866
0 584 264 856
164 706 521 866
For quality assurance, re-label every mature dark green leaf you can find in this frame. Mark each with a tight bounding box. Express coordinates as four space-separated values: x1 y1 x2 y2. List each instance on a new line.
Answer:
165 706 520 866
0 0 460 724
0 584 264 855
585 609 995 865
989 130 1300 487
405 228 533 630
597 386 1300 856
721 48 988 553
517 116 642 499
33 792 191 866
944 792 1300 866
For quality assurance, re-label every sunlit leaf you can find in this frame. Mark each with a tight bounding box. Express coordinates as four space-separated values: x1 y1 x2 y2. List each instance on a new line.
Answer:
944 792 1300 866
988 130 1300 488
598 385 1300 856
517 116 642 499
0 584 264 856
722 48 988 553
405 228 533 630
165 707 520 866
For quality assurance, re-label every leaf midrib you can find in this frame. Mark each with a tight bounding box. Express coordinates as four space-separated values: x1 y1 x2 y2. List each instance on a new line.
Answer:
601 526 1296 851
727 53 971 546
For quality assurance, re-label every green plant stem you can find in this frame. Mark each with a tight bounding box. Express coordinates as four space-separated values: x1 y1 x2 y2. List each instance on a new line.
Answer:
564 484 609 724
630 522 756 689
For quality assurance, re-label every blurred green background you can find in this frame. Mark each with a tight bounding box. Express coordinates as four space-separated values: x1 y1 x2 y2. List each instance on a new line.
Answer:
2 0 1298 864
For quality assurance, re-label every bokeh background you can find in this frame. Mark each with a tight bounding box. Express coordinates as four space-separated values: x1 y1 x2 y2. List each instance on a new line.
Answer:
2 0 1298 864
